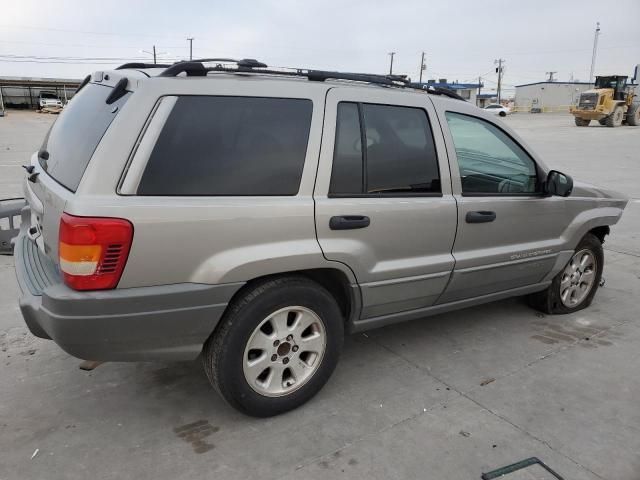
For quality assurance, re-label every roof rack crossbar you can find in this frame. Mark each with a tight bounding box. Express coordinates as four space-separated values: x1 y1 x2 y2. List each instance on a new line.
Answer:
116 62 171 70
158 61 207 77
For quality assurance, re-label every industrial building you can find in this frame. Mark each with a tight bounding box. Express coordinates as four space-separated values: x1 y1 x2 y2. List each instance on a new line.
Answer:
0 76 80 110
514 81 593 112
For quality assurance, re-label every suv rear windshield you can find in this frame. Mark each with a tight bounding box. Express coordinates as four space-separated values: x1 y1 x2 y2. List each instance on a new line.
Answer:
39 83 130 191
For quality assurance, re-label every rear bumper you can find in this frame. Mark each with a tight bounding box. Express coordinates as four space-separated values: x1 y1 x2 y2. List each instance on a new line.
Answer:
14 227 243 361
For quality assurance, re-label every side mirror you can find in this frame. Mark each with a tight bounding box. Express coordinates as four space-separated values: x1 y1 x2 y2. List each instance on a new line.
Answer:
546 170 573 197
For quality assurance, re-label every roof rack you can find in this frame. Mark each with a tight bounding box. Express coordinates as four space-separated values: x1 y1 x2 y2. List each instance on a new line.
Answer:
116 62 172 70
155 59 467 100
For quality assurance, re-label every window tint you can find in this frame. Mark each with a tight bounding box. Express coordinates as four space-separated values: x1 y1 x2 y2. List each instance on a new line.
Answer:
40 83 130 191
329 102 440 195
138 96 313 196
445 112 539 194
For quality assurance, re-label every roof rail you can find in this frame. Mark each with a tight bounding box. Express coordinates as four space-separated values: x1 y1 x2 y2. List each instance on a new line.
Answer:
116 62 171 70
158 58 267 77
158 59 466 100
408 83 468 101
190 58 267 68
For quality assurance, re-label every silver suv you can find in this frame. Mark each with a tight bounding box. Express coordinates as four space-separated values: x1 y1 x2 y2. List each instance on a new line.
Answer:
4 59 628 416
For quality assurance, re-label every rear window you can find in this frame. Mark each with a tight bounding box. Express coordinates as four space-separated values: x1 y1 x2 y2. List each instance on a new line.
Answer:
40 83 130 191
137 96 313 196
329 102 441 196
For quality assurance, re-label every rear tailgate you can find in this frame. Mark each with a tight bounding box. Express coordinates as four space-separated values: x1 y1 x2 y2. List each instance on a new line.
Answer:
24 80 131 265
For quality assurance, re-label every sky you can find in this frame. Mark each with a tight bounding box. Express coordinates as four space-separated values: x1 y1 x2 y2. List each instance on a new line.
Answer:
1 0 639 96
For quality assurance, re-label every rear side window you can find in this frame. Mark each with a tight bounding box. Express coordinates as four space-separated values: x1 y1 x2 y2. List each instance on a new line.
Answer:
40 83 130 191
329 102 440 196
138 96 313 196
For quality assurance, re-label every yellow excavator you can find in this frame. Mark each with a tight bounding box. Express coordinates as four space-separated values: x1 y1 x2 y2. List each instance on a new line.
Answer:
571 74 639 127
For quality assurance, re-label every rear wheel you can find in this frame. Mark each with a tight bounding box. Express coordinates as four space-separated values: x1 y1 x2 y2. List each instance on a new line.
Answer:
605 106 624 127
499 111 507 117
528 233 603 314
627 103 640 126
202 276 344 417
574 117 590 126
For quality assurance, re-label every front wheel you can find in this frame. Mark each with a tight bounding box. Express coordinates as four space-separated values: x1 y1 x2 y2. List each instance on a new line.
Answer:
574 117 590 127
528 233 603 314
605 106 624 127
202 276 344 417
499 111 507 117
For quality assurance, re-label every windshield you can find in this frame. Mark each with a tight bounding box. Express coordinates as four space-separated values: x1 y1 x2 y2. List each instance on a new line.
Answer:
595 76 626 90
39 83 130 191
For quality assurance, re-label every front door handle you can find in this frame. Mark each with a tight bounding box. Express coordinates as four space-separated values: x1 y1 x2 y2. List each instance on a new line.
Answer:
329 215 370 230
466 211 496 223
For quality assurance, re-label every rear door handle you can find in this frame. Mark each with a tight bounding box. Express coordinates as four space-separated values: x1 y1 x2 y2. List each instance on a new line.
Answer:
329 215 370 230
466 211 496 223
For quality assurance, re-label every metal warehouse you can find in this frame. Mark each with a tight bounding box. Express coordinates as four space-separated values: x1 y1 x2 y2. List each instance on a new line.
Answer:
515 81 593 112
0 76 80 110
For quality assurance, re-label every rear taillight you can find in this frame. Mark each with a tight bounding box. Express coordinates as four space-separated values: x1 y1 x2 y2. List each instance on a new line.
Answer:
59 213 133 291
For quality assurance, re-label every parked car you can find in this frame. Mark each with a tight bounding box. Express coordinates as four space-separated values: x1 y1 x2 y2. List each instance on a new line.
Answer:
38 92 63 109
6 60 627 417
485 103 510 116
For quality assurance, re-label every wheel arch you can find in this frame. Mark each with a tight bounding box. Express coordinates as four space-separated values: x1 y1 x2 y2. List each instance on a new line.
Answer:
588 225 610 244
218 268 361 332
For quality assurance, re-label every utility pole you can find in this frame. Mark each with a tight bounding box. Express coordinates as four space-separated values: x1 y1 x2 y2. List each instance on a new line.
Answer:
477 76 482 106
589 22 600 85
546 71 557 82
495 58 505 104
388 52 396 75
153 45 157 64
187 37 194 61
419 52 426 83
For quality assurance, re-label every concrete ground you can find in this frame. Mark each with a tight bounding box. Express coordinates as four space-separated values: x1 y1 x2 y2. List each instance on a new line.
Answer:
1 109 639 480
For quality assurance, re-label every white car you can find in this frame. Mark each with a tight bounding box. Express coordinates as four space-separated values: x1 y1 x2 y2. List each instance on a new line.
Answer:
38 92 63 109
485 103 510 117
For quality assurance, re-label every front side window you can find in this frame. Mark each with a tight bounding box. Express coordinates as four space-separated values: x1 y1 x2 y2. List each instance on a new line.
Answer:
445 112 539 194
329 102 441 196
138 96 313 196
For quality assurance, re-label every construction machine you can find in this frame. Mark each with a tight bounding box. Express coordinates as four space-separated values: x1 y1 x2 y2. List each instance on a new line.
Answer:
571 73 639 127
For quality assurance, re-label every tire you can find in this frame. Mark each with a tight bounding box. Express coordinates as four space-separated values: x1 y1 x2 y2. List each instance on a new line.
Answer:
528 233 603 314
202 276 344 417
627 103 640 126
598 118 607 126
499 111 507 117
574 117 590 126
605 106 624 127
